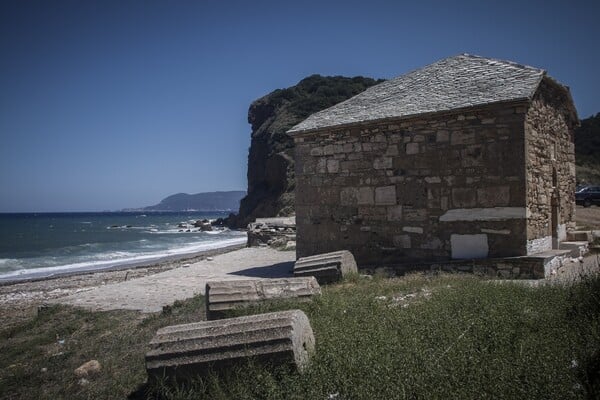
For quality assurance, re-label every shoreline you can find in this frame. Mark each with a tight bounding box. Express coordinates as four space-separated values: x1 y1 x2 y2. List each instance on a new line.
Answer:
0 237 247 286
0 241 247 328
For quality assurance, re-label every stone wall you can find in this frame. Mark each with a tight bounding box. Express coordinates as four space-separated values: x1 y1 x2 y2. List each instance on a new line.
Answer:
294 102 531 266
524 78 577 254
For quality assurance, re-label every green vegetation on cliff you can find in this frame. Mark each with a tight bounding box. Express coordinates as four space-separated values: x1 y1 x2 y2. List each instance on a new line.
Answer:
234 75 383 227
576 113 600 184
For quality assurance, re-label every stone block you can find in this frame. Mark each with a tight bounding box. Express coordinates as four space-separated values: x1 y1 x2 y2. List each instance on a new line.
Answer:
477 186 510 207
205 277 321 320
146 310 315 382
327 159 339 173
375 186 396 205
374 157 392 170
340 187 358 206
387 205 403 221
294 250 358 283
393 235 411 248
424 176 441 184
310 147 323 156
402 226 423 234
452 188 477 208
406 143 419 154
566 231 592 242
385 145 399 156
357 187 374 205
436 130 449 142
403 208 428 222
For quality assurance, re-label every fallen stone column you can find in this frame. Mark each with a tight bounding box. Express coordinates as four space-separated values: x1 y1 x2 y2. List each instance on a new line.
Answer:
146 309 315 382
294 250 358 283
206 277 320 320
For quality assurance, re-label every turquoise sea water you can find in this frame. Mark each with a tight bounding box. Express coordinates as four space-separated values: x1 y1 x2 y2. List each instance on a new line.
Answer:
0 212 246 281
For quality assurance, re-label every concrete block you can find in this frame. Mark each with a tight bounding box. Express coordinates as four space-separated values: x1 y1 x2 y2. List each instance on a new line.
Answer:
146 310 315 382
294 250 358 283
205 277 321 320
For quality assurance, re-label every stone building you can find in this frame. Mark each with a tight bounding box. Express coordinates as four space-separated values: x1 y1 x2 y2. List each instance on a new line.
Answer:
288 54 579 267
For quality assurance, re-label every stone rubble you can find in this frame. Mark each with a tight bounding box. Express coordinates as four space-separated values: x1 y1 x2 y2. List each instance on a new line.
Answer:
247 217 296 248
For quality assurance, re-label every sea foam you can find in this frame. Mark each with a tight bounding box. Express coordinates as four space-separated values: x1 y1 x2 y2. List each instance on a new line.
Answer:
0 236 246 282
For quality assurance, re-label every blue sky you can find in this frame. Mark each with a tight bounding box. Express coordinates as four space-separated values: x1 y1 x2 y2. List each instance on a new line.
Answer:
1 0 598 212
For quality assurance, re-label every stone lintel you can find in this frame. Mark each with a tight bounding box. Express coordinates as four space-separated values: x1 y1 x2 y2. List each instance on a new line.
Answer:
480 228 511 235
440 207 527 222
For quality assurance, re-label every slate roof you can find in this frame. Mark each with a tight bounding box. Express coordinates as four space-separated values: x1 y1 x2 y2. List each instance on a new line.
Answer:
288 54 547 134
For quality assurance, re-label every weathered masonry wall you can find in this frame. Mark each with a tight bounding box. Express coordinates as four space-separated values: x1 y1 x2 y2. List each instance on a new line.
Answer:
524 79 577 254
294 103 530 267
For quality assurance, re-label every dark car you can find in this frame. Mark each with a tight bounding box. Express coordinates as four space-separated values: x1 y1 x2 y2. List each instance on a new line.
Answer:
575 186 600 207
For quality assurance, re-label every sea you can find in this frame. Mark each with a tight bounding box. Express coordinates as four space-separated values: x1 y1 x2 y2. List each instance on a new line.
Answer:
0 211 247 282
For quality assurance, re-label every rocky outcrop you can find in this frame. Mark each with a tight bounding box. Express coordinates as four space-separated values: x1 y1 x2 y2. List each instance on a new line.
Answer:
230 75 382 227
247 217 296 248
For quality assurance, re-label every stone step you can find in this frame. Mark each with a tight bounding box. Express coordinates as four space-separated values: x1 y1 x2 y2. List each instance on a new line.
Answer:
559 241 589 258
205 277 320 320
146 309 314 382
294 250 358 283
521 249 573 277
567 230 592 242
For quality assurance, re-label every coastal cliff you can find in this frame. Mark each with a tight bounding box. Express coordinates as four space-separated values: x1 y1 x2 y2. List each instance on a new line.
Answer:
231 74 382 227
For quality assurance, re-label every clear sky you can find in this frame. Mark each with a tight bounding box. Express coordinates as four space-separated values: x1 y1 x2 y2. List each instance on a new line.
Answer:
1 0 598 212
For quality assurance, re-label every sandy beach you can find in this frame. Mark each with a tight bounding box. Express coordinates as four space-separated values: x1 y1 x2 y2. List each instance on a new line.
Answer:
0 243 258 328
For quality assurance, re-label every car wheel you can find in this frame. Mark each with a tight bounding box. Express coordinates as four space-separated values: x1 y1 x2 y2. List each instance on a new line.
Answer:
584 198 592 207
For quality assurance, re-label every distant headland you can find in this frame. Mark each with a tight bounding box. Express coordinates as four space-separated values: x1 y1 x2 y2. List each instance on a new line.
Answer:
125 191 246 212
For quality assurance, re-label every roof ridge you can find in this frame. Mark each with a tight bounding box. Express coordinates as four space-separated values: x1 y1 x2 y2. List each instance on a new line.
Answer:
288 55 551 134
457 53 546 74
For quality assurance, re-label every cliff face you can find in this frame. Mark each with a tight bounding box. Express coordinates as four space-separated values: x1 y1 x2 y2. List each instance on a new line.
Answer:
232 75 382 227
